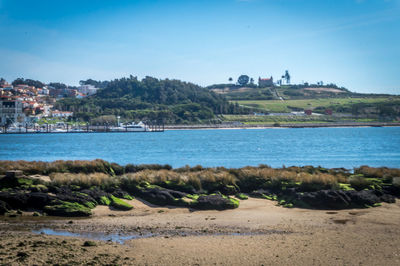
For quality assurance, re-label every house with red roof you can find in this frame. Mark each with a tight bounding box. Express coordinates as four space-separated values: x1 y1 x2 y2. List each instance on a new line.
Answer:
258 76 274 87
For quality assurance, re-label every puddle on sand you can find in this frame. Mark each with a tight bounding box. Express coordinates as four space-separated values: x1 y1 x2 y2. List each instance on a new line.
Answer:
33 228 154 244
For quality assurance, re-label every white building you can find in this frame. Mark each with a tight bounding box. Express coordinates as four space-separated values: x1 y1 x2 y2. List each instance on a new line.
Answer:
43 105 53 117
51 110 73 118
0 99 26 125
78 85 98 96
40 87 49 95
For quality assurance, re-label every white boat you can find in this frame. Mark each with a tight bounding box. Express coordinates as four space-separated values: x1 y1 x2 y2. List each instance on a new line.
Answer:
109 121 150 132
50 128 68 133
69 128 87 133
5 124 24 133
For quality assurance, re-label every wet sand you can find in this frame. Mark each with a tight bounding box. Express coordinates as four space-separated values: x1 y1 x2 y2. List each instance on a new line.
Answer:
1 198 400 265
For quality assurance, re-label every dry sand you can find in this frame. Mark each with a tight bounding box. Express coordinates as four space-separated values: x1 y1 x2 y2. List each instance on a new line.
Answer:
1 198 400 265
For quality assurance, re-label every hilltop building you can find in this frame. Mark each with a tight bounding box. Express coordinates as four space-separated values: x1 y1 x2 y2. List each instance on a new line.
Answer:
78 85 98 96
258 76 274 87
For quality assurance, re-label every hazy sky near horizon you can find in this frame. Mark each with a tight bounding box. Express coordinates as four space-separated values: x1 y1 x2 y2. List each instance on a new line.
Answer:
0 0 399 93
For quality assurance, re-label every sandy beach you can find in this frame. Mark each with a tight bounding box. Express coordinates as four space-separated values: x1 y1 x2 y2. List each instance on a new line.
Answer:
1 198 399 265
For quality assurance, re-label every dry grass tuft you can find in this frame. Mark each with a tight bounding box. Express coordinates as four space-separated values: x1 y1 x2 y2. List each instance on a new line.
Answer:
355 166 400 179
50 172 117 188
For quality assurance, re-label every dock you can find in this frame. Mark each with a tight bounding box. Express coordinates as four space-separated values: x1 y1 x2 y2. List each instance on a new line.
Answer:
0 121 164 134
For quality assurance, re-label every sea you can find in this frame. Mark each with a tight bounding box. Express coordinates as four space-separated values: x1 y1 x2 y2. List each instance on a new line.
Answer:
0 127 399 169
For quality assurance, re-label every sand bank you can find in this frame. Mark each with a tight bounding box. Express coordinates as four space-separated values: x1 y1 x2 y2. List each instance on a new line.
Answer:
1 198 400 265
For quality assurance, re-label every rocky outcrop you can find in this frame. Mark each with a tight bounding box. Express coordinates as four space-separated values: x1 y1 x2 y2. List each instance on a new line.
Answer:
44 201 92 217
135 186 188 206
294 189 396 209
193 194 239 210
0 191 55 210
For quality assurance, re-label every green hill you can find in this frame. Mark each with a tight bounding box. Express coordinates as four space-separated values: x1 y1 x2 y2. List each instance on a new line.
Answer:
56 76 245 124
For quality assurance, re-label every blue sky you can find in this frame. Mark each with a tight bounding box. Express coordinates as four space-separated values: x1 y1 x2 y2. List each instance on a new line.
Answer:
0 0 399 93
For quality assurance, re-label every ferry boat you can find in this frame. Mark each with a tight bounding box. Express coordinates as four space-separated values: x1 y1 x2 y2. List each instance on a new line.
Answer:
109 121 150 132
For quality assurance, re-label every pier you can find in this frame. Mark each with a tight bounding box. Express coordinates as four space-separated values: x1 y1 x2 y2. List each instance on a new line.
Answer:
0 121 164 134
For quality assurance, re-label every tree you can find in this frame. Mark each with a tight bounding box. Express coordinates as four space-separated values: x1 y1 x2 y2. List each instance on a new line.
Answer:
12 78 45 88
237 75 249 86
48 82 67 90
250 78 254 84
281 70 290 84
228 77 233 83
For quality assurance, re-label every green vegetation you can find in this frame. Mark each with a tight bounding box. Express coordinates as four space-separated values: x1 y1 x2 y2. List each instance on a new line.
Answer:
1 161 399 214
110 195 133 210
235 193 248 200
44 201 92 217
56 76 245 124
99 196 111 205
234 97 397 113
122 194 134 200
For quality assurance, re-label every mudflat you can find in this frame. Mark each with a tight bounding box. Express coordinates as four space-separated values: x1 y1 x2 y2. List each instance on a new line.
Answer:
1 198 399 265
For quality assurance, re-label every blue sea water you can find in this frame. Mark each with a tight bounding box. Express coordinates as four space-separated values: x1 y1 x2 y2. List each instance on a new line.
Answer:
0 127 399 169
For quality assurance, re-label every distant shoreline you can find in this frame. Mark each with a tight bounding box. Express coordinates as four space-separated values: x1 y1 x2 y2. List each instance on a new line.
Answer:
164 122 400 130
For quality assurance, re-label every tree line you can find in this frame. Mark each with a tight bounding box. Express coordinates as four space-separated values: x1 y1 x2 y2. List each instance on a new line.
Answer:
56 76 248 124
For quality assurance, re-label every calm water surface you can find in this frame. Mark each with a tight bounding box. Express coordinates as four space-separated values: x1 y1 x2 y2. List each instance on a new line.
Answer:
0 127 399 168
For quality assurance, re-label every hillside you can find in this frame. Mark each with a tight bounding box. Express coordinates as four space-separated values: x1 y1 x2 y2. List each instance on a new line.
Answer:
207 83 357 100
56 76 245 124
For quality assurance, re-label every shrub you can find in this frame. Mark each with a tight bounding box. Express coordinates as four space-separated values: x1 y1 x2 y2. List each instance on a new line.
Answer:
355 166 400 181
110 163 124 175
349 175 371 190
0 159 116 175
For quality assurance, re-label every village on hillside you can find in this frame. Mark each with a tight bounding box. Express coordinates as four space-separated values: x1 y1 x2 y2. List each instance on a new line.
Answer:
0 78 100 127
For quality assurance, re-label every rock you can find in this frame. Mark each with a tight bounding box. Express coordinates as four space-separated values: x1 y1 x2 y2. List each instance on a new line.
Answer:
44 201 92 217
136 187 187 206
83 241 96 247
346 190 380 206
0 200 9 215
28 192 56 208
80 188 110 204
373 189 396 203
0 191 55 210
379 193 395 203
193 193 239 210
110 195 133 210
56 192 97 209
111 189 133 200
0 175 32 188
5 170 23 178
295 189 387 209
296 190 352 209
0 191 28 209
29 184 48 193
160 180 197 194
219 184 239 195
381 185 400 197
249 189 274 198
